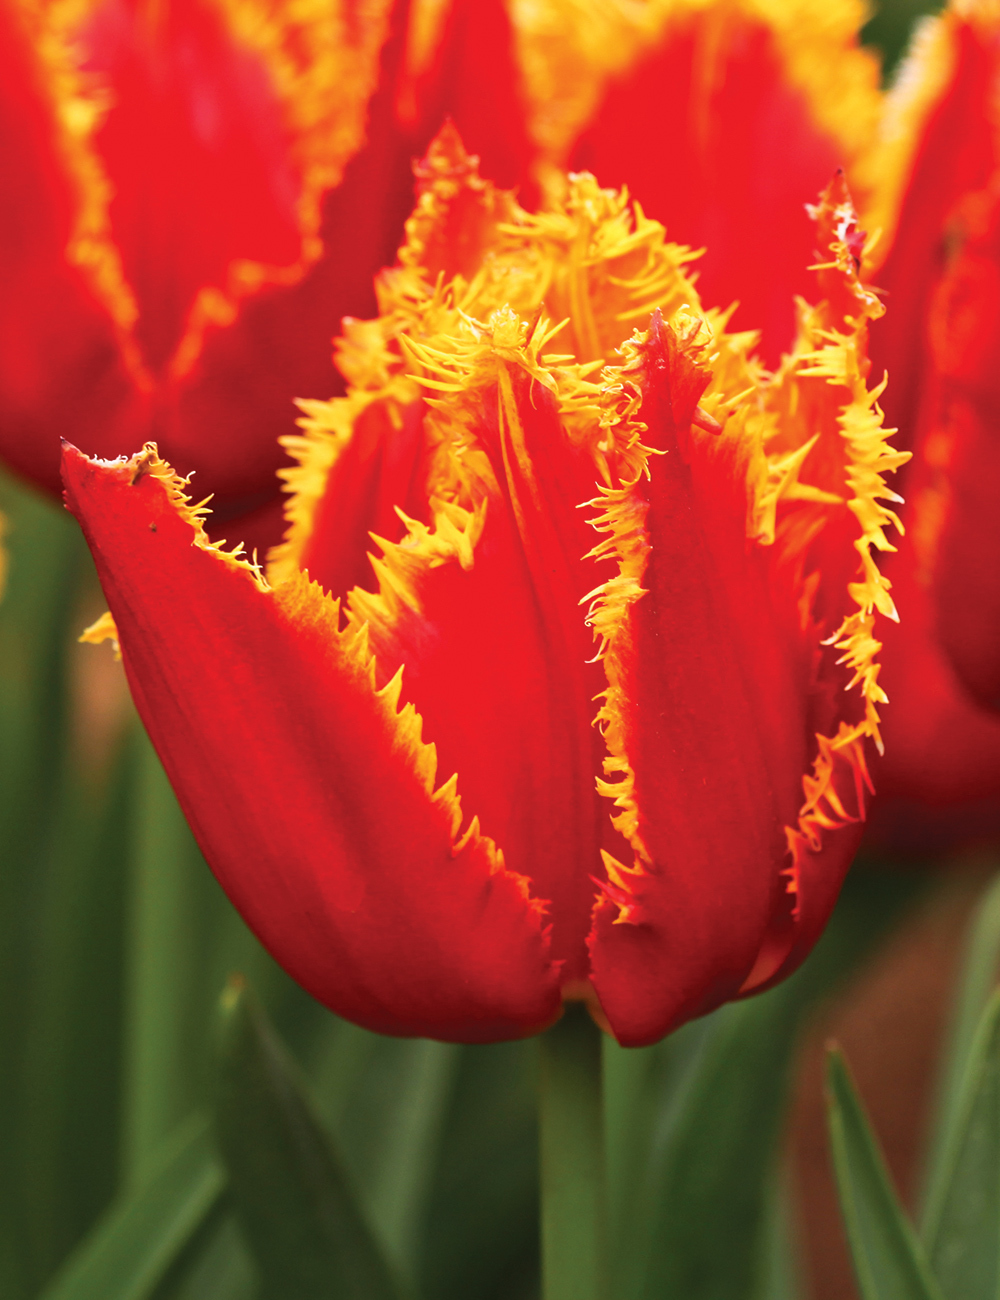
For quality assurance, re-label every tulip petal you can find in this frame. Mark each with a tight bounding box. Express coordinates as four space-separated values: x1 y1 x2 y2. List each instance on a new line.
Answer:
61 441 560 1042
933 399 1000 712
172 3 537 515
266 125 518 595
339 323 618 985
0 0 143 495
515 0 881 362
269 134 703 596
737 176 910 991
49 0 393 376
912 182 1000 712
876 527 1000 807
866 6 1000 449
586 313 808 1045
394 0 536 192
587 177 907 1043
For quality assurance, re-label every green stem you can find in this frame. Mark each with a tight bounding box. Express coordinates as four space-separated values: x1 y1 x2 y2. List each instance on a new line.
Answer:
539 1003 607 1300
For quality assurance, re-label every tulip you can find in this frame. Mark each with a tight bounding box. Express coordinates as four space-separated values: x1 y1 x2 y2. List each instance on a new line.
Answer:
0 0 533 536
858 1 1000 829
508 0 883 366
63 135 907 1046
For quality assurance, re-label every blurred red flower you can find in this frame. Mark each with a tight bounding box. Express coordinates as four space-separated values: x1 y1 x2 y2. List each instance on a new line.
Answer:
0 0 533 536
858 2 1000 840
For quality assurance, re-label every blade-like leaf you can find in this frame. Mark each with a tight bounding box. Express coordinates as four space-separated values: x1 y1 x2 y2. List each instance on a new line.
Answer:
751 1168 803 1300
306 1014 459 1278
0 475 91 1298
19 728 134 1284
418 1039 540 1300
922 990 1000 1300
150 1210 257 1300
215 978 404 1300
922 868 1000 1223
826 1048 944 1300
621 866 924 1300
39 1115 224 1300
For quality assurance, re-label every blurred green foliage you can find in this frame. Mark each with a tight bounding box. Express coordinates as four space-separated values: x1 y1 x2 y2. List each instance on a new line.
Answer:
829 877 1000 1300
863 0 945 82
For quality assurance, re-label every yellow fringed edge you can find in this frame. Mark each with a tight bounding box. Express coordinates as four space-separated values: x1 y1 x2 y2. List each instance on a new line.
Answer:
18 0 393 380
273 566 549 923
509 0 881 193
268 160 713 585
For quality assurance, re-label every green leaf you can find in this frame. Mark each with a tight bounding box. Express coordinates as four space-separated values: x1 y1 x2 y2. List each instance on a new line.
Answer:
18 728 135 1284
418 1039 540 1300
826 1048 944 1300
306 1018 459 1278
921 869 1000 1223
922 990 1000 1300
39 1115 224 1300
862 0 945 84
0 476 91 1298
215 978 404 1300
151 1210 257 1300
123 729 295 1190
618 865 924 1300
751 1170 803 1300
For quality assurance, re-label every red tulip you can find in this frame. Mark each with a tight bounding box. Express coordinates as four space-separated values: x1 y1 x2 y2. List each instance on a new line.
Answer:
0 0 533 537
63 144 907 1044
860 2 1000 828
509 0 883 366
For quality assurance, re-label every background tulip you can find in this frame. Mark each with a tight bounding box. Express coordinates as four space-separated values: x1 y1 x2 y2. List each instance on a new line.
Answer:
0 0 534 540
858 1 1000 840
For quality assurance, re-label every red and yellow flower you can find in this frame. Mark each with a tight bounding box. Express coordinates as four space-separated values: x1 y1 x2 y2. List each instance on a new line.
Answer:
10 0 1000 1039
856 1 1000 824
0 0 533 535
64 134 906 1044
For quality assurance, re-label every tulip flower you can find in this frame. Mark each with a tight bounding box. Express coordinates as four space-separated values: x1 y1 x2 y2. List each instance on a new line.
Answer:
857 1 1000 825
0 0 533 535
507 0 883 365
64 132 907 1046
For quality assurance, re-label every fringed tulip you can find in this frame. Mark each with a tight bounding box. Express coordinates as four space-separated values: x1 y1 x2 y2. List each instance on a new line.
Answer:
64 140 908 1045
860 1 1000 830
0 0 533 536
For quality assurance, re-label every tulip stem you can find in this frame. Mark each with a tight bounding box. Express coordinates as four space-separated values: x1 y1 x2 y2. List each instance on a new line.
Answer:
539 1002 607 1300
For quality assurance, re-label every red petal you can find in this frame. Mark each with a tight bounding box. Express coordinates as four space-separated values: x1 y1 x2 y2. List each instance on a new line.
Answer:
0 0 143 495
61 441 560 1042
868 16 1000 453
876 527 1000 807
81 0 305 373
293 394 432 601
342 361 618 985
933 399 1000 710
566 7 875 363
155 0 537 517
916 184 1000 711
588 315 814 1045
395 0 536 194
